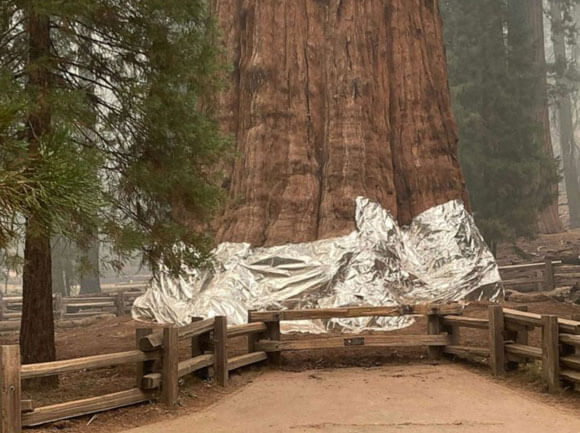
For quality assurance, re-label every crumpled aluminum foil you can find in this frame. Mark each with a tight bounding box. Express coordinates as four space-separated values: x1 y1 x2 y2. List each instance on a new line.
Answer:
132 197 502 332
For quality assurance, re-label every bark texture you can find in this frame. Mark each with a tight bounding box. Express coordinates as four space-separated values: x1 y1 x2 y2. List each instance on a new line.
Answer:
20 4 57 384
213 0 468 247
21 218 55 367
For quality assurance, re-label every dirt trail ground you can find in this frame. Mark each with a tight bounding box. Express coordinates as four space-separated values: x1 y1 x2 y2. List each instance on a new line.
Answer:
121 364 580 433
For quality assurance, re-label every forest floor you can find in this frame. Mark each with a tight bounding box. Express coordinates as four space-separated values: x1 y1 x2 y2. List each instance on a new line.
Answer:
495 227 580 265
2 230 580 432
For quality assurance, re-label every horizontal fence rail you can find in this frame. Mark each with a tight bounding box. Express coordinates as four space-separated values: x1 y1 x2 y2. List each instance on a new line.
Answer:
255 334 450 352
441 316 489 329
499 258 580 291
21 389 154 427
502 308 580 333
248 303 464 322
21 350 161 380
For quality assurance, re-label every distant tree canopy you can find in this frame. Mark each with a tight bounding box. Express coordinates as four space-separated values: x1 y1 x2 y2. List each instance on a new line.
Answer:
441 0 561 253
0 0 229 367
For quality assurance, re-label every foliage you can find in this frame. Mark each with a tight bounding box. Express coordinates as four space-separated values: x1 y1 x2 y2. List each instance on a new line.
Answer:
0 0 229 274
440 0 560 252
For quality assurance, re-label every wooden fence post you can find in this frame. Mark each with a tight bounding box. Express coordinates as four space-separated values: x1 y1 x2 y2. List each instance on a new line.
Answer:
136 328 153 389
161 327 179 407
443 323 460 346
248 310 281 366
427 314 443 360
488 305 505 376
541 315 560 393
506 305 529 370
190 318 210 380
214 316 228 387
266 317 281 366
544 259 554 291
247 310 258 353
514 306 529 346
571 314 580 357
535 270 543 292
0 345 21 433
190 317 202 357
54 293 64 320
115 292 126 317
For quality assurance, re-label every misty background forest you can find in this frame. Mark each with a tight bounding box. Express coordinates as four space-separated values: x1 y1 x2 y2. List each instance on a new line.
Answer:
442 0 580 254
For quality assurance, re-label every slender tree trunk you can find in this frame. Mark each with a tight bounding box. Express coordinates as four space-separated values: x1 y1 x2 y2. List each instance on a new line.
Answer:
574 0 580 169
213 0 468 246
51 236 70 296
550 0 580 228
575 1 580 68
20 2 57 383
507 0 562 233
80 240 101 294
21 218 55 368
481 1 508 237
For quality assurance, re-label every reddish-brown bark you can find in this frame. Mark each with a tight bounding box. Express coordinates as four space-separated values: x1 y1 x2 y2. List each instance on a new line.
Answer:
213 0 468 246
20 4 57 384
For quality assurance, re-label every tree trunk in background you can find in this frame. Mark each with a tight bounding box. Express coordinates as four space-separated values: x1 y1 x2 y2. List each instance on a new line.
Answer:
213 0 468 246
20 3 57 384
51 240 66 295
576 2 580 66
574 1 580 178
51 236 74 296
508 0 562 233
80 240 101 294
550 0 580 228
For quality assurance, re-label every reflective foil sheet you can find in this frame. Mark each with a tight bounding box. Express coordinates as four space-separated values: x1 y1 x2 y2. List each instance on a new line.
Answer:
132 198 503 332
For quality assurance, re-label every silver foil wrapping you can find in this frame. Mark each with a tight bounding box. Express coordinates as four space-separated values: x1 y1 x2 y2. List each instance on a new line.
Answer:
132 198 502 332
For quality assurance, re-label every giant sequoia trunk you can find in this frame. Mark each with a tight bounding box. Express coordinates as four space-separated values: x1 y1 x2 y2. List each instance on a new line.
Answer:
213 0 468 247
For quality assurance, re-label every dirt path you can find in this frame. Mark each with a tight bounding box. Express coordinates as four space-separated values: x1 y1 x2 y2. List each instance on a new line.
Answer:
121 363 580 433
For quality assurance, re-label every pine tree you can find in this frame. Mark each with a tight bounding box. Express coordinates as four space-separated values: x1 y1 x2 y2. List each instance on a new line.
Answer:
0 0 228 374
441 0 560 254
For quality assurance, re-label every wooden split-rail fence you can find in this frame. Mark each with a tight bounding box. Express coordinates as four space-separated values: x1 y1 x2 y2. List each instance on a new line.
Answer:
1 302 580 432
0 312 272 433
499 259 580 291
0 289 145 332
443 305 580 392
